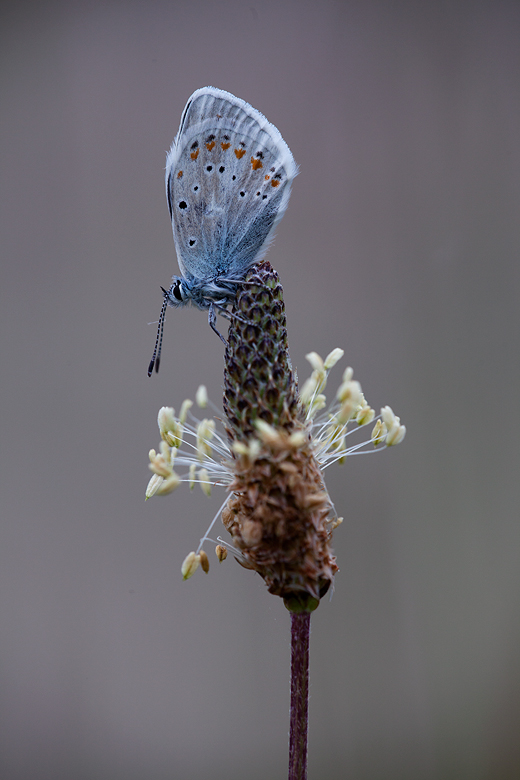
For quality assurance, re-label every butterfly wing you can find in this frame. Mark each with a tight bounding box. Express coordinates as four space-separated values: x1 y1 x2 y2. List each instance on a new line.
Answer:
165 87 297 283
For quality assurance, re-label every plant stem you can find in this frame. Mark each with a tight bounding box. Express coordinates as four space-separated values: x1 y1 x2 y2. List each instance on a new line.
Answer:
288 610 311 780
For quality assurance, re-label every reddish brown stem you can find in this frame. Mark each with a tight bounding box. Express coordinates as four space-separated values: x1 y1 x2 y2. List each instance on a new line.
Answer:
288 611 310 780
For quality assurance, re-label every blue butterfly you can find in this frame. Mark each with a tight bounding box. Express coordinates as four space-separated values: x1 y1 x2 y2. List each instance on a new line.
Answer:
148 87 297 375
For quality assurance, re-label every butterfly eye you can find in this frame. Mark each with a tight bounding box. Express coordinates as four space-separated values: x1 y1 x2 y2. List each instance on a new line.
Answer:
173 281 183 301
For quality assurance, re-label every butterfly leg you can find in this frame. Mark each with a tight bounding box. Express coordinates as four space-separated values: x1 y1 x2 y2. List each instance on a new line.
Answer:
213 303 250 326
208 303 228 345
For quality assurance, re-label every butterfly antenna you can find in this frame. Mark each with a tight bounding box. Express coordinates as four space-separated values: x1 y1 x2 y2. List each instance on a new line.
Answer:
147 293 168 376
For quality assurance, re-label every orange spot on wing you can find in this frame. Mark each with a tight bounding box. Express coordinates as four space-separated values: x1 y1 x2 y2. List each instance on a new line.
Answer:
206 141 216 151
234 148 246 159
221 142 231 150
271 179 280 187
177 170 183 178
264 174 270 180
190 149 199 160
251 157 263 170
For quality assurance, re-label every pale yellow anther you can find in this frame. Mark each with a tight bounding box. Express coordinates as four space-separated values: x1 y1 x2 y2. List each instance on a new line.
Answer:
307 393 327 419
248 439 261 460
303 353 327 398
336 400 356 426
196 385 208 408
336 382 349 402
337 448 348 465
160 440 173 463
145 473 164 499
300 375 319 406
279 461 299 474
337 435 347 459
312 393 327 410
305 352 324 371
255 419 281 444
148 451 173 478
158 407 183 448
386 422 406 446
342 366 354 383
198 467 212 496
148 442 177 480
325 420 346 452
181 551 200 580
337 378 362 405
380 405 395 428
156 472 181 495
379 406 406 445
371 419 386 447
188 462 196 490
288 431 306 448
324 348 344 370
356 404 375 426
172 422 184 448
330 516 344 530
233 438 261 461
179 399 193 424
196 418 215 461
231 441 249 456
158 406 175 432
315 370 327 394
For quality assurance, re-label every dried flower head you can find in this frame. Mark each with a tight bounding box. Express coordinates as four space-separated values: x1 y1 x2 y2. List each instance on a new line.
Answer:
146 261 405 610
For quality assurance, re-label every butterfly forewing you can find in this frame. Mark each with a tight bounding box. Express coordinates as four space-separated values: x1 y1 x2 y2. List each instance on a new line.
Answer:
166 88 297 283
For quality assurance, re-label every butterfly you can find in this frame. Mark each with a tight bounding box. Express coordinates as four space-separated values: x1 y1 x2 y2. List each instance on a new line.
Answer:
148 87 297 375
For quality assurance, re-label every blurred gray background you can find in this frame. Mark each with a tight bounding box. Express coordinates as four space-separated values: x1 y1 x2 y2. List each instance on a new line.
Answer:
1 1 519 778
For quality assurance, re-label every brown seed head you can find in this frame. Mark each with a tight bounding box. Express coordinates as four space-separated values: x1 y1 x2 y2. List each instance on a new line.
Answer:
222 261 338 610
